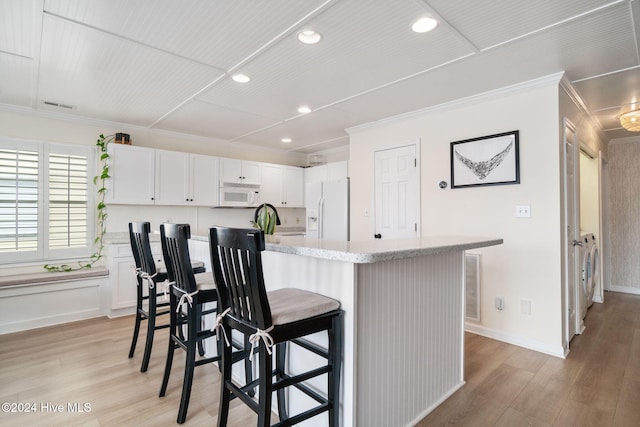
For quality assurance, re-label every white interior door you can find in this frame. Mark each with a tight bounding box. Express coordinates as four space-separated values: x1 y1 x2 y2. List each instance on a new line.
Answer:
374 144 418 239
563 119 580 344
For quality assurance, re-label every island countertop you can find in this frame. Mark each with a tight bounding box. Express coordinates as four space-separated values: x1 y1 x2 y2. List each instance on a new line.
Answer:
262 234 503 263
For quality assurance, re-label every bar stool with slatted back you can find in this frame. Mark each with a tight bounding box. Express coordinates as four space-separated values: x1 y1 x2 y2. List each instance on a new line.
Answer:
209 226 343 427
159 223 253 424
128 221 206 373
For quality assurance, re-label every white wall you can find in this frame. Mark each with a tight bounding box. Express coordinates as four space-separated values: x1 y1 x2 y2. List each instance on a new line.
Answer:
0 107 308 239
0 107 306 165
348 78 565 356
580 152 600 237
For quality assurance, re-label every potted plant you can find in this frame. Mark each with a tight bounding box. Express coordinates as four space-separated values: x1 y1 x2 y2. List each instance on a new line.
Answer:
251 203 278 235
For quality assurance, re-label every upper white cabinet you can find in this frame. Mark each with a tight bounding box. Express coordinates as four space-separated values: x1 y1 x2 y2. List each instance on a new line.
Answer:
283 166 304 207
304 160 349 186
261 163 304 207
220 158 261 185
154 150 220 206
189 154 220 206
105 144 155 204
154 149 188 205
107 145 219 206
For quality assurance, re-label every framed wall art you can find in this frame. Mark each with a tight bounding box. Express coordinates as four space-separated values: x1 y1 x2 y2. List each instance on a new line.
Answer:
450 130 519 189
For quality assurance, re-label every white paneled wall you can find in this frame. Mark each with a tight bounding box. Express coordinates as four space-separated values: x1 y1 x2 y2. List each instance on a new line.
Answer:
356 252 464 427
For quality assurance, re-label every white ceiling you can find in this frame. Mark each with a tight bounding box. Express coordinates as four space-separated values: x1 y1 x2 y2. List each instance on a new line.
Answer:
1 0 639 154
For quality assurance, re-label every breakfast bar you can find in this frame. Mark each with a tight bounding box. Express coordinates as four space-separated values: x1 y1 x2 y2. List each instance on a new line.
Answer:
256 234 503 427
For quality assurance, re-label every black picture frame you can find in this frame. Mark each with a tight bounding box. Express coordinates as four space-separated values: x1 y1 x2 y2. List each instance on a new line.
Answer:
450 130 520 189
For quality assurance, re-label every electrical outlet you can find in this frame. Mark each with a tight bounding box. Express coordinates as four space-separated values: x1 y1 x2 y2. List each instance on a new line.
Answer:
495 296 504 311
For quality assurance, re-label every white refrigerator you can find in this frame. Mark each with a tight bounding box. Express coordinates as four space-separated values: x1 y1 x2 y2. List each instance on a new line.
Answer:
305 178 349 240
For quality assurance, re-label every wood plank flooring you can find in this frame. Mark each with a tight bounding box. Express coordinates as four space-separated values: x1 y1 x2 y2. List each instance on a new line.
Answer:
1 290 639 426
418 291 640 426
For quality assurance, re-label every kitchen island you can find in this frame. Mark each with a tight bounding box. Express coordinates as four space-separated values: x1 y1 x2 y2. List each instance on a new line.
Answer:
251 234 503 427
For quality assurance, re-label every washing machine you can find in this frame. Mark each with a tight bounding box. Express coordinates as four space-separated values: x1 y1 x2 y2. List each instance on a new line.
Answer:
579 233 599 320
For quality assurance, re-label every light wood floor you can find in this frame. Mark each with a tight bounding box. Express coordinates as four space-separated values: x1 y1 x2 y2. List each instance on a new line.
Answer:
1 291 639 426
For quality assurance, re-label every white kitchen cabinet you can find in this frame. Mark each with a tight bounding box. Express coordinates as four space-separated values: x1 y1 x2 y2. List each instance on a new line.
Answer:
189 154 219 206
303 161 348 186
283 166 304 207
155 150 219 206
154 149 188 205
105 144 155 204
260 163 282 205
108 242 161 310
107 145 219 206
220 158 262 185
327 160 349 180
261 163 304 207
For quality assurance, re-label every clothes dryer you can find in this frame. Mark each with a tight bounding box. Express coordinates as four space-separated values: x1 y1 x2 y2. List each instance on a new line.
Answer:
583 233 598 308
579 233 598 321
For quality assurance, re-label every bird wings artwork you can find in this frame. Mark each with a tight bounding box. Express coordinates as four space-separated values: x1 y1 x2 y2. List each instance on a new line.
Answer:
454 141 513 180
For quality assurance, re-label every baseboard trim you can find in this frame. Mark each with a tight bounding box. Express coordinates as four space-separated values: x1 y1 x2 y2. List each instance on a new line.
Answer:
465 322 565 359
0 309 102 335
607 286 640 296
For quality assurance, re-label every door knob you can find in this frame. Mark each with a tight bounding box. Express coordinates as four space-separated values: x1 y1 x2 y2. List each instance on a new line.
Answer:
374 233 382 239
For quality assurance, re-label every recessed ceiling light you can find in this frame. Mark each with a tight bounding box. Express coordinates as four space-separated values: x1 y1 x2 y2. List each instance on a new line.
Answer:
297 105 311 114
411 16 438 33
297 30 322 44
231 73 251 83
281 138 292 143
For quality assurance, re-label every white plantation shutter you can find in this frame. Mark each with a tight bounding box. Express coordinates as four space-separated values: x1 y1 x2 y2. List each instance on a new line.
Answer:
48 152 89 251
0 138 94 263
0 148 39 254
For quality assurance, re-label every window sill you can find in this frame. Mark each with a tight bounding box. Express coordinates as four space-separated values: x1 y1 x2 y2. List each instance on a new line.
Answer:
0 267 109 288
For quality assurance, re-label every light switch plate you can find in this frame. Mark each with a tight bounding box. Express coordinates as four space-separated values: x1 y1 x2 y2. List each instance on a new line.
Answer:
515 205 531 218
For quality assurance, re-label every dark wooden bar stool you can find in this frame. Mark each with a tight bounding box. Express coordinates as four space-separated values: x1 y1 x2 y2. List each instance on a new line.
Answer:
209 226 343 427
128 221 205 372
129 222 205 372
159 223 252 424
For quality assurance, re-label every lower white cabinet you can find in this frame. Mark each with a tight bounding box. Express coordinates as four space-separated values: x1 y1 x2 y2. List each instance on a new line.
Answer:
108 242 162 310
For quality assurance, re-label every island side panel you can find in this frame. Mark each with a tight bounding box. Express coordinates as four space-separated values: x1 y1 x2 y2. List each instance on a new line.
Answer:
356 251 465 427
262 251 357 427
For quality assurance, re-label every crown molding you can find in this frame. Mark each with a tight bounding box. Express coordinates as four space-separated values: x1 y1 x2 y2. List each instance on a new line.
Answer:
608 135 640 145
0 102 307 160
346 72 564 135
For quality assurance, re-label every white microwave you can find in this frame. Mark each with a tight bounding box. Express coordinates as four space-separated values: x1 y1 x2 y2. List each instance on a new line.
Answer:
219 186 261 207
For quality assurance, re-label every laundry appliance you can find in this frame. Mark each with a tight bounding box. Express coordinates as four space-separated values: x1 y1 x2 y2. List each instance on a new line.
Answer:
579 233 599 321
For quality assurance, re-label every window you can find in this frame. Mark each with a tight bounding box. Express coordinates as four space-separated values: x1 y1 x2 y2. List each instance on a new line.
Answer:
0 138 94 264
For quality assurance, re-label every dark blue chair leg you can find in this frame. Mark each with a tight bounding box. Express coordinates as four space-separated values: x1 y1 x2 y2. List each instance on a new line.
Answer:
176 306 197 424
276 342 288 421
159 295 177 398
141 288 156 372
128 278 143 358
217 326 232 427
257 345 273 427
329 313 343 427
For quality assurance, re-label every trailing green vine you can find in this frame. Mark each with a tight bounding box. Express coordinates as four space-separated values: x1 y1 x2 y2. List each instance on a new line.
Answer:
44 134 114 272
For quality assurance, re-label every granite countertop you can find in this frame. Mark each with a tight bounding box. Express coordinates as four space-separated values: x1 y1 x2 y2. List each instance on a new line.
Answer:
104 226 306 245
263 235 503 264
105 232 502 264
